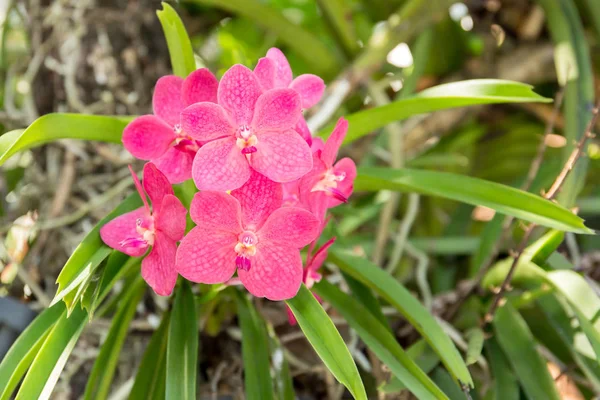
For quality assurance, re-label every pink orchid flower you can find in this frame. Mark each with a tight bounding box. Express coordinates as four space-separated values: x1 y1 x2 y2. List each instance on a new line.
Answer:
100 163 187 296
181 65 313 191
287 237 336 325
122 69 219 183
254 48 326 145
175 171 320 301
299 118 357 220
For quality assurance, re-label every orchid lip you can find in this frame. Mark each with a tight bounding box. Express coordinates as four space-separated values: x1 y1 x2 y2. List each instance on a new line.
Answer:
236 255 252 271
241 146 257 154
327 187 348 203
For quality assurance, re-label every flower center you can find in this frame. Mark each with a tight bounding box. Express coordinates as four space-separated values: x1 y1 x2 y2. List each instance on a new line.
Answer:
173 124 200 152
234 230 258 271
236 125 258 154
311 169 348 202
119 217 155 249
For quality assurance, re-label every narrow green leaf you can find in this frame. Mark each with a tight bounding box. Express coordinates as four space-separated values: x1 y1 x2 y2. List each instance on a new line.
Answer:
329 250 473 388
315 280 448 400
266 324 295 400
286 284 367 400
0 303 65 400
51 193 142 308
167 281 198 400
470 213 504 276
0 114 131 166
129 311 171 400
15 307 88 400
464 328 484 366
379 340 440 394
320 80 551 144
157 2 196 78
83 278 146 400
316 0 359 56
485 338 519 400
89 254 142 315
234 291 274 400
493 303 561 400
429 368 464 400
342 272 390 332
355 167 592 234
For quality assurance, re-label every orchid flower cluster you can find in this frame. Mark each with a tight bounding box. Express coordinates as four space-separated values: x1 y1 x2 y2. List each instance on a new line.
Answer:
100 48 356 301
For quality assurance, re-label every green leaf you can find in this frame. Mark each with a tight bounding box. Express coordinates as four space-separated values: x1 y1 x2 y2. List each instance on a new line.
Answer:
129 311 171 400
89 254 142 316
0 114 131 166
379 340 440 394
342 272 390 331
51 193 142 309
167 281 198 400
286 284 367 400
157 2 196 78
15 307 88 400
464 328 484 366
0 302 65 400
266 326 295 400
329 250 473 388
493 303 561 400
234 291 274 400
485 338 519 400
315 280 448 400
83 278 146 400
320 80 551 144
355 167 592 234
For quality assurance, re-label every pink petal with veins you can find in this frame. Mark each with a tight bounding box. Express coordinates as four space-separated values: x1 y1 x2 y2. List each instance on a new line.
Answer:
181 68 219 106
142 163 174 215
295 117 313 146
252 89 301 132
141 231 178 296
231 170 282 230
290 74 325 109
152 146 194 184
328 157 357 207
266 48 293 88
122 115 175 160
310 137 325 154
252 129 312 182
254 57 276 91
176 227 238 284
217 65 262 126
322 117 348 166
155 194 187 241
192 137 251 191
152 75 184 126
258 207 319 248
100 207 150 257
181 102 234 142
189 191 242 233
238 244 303 300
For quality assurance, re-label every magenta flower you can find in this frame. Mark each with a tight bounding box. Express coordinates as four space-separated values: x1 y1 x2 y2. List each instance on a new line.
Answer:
175 171 320 300
180 65 313 191
122 69 219 183
299 118 357 219
100 163 187 296
254 48 326 145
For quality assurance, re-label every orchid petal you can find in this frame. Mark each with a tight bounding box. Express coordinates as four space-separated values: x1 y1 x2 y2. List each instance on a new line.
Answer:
122 115 175 160
176 227 238 284
155 194 187 241
252 129 312 182
217 64 262 126
231 170 283 230
152 146 194 184
295 117 313 146
266 48 293 88
142 162 174 215
252 88 301 132
181 68 219 106
322 117 348 166
290 74 325 109
258 207 319 248
192 137 251 191
141 231 178 296
254 57 276 91
189 191 242 233
310 136 325 154
100 207 151 257
152 75 184 126
238 244 303 301
328 157 357 208
180 102 234 141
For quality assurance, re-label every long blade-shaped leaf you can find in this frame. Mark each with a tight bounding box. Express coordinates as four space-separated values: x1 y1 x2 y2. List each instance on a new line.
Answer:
485 339 519 400
234 291 274 400
329 250 473 388
0 114 131 166
167 281 198 400
157 2 196 78
286 284 367 400
355 167 592 233
0 303 65 400
493 303 560 400
319 80 551 144
315 280 448 400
